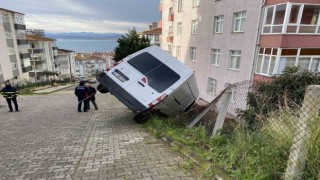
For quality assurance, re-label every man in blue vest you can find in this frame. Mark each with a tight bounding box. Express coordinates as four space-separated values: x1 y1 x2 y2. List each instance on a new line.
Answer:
1 82 19 112
75 80 90 112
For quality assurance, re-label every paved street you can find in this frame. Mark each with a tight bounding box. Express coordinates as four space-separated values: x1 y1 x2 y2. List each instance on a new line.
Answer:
0 86 194 180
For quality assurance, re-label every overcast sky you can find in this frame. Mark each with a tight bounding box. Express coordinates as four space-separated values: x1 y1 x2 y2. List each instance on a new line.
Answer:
0 0 161 33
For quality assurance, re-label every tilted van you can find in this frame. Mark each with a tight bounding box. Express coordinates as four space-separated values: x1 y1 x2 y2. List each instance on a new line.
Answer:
97 46 199 122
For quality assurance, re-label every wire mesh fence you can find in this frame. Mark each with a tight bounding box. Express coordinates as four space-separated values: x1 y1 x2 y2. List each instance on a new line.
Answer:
186 68 320 179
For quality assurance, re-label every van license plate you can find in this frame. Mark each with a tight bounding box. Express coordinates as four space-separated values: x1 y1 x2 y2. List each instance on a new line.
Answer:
112 69 129 82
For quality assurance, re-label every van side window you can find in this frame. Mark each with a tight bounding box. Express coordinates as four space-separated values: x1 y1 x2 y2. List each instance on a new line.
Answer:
128 52 180 93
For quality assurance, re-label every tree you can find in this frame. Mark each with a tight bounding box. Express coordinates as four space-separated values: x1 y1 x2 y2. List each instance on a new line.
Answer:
114 28 150 62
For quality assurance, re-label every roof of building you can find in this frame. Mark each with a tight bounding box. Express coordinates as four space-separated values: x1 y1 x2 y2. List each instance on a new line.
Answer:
141 28 162 35
75 54 103 61
0 8 24 15
26 35 55 42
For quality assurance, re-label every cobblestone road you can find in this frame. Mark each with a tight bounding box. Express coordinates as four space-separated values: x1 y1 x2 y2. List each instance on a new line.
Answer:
0 86 194 180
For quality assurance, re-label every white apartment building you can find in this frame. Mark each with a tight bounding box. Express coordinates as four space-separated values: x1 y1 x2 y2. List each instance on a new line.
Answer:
26 33 58 82
56 49 76 81
0 8 31 84
75 54 115 78
160 0 262 102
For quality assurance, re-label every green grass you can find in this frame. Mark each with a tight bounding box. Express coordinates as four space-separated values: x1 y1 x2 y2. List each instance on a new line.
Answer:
145 112 319 179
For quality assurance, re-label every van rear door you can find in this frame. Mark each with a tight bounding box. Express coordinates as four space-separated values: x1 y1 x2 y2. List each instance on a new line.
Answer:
125 52 181 108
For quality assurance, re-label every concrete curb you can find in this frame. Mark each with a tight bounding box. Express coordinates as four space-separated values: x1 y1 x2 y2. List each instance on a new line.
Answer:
148 128 234 180
33 84 75 94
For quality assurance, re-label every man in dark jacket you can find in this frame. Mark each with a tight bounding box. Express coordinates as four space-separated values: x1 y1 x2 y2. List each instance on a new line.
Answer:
85 82 98 110
1 82 19 112
75 81 90 112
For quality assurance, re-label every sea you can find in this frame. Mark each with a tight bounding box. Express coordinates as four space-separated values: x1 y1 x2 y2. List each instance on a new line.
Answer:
56 39 118 53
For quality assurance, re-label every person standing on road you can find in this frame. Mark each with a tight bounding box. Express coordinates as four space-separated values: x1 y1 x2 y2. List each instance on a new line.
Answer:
1 82 20 112
85 82 98 110
75 81 89 112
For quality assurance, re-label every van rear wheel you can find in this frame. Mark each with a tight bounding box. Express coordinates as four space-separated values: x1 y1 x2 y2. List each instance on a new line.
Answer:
133 111 152 123
97 84 109 94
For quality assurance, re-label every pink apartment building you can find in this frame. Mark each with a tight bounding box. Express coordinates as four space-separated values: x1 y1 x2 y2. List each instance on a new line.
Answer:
160 0 320 103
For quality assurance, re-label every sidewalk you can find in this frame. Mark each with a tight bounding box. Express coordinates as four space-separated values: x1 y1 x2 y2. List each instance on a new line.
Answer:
33 84 75 94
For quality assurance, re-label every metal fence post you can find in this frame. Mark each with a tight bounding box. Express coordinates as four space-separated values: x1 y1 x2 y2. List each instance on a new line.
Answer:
211 88 233 138
284 85 320 180
187 88 227 128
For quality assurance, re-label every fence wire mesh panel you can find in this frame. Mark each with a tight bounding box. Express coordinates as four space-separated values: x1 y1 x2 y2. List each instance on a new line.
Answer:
184 68 320 179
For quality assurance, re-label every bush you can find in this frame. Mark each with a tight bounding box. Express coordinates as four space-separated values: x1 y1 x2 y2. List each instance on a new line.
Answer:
238 67 320 129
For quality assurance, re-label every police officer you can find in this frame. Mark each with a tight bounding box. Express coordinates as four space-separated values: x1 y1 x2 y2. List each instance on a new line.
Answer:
1 82 19 112
75 81 90 112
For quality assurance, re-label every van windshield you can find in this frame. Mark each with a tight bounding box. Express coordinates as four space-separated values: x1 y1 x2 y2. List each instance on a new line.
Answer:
128 52 180 93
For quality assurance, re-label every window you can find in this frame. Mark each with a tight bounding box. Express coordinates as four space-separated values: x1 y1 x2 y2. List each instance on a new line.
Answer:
233 11 246 32
211 49 220 66
257 48 320 76
128 52 180 93
177 22 182 35
169 26 173 36
178 0 183 12
207 78 217 94
214 15 224 33
176 46 181 59
264 3 320 34
191 20 198 34
2 14 9 23
263 4 287 33
168 44 172 54
229 50 241 70
5 32 12 39
11 61 17 70
169 7 173 15
256 48 277 76
16 30 26 39
299 5 320 33
225 83 237 102
190 47 196 60
192 0 200 7
14 15 24 24
8 48 15 55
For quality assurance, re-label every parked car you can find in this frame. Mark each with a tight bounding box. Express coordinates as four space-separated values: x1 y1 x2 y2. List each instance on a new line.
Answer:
88 79 96 83
96 45 199 122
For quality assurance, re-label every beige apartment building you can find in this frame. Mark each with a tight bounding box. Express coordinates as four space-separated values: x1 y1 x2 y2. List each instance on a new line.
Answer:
160 0 320 103
26 30 58 82
0 8 31 84
160 0 262 102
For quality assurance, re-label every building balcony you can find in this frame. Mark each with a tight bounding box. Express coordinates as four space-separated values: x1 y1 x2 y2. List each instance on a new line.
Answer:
17 39 28 45
14 24 26 30
20 53 31 59
29 48 44 54
168 14 174 21
167 36 173 43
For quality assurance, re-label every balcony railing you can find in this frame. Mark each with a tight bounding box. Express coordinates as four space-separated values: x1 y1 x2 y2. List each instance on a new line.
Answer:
29 48 44 54
168 14 174 21
14 24 26 30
